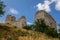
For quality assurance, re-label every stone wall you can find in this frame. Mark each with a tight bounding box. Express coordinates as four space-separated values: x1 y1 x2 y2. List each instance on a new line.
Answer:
5 15 26 28
14 16 26 28
5 15 16 24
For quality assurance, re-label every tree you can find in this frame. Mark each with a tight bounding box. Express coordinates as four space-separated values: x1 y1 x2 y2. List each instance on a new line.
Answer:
45 27 58 37
23 25 34 30
0 0 5 17
58 24 60 33
34 19 48 32
57 24 60 34
34 19 58 37
57 24 60 38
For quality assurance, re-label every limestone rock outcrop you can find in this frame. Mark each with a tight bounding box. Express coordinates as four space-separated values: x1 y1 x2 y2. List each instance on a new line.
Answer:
35 10 56 29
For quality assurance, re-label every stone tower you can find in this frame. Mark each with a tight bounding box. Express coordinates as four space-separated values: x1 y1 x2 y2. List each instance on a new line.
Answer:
15 16 26 28
5 15 16 24
35 10 56 29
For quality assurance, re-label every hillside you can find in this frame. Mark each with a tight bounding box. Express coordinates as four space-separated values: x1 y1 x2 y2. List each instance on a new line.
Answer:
0 23 59 40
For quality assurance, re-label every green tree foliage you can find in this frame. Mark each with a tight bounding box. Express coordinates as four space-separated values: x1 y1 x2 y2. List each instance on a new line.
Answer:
58 24 60 31
23 25 34 30
34 19 48 32
58 24 60 38
44 28 58 37
34 19 58 37
0 0 5 16
24 19 58 37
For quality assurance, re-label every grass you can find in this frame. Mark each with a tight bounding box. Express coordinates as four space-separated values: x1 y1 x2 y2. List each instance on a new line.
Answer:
0 23 59 40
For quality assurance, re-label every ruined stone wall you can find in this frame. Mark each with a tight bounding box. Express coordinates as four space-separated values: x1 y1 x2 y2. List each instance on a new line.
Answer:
15 16 26 28
5 15 26 28
5 10 56 29
5 15 16 24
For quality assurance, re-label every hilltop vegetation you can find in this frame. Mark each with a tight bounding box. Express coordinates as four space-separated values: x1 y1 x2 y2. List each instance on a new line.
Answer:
24 19 58 37
0 23 59 40
0 0 59 40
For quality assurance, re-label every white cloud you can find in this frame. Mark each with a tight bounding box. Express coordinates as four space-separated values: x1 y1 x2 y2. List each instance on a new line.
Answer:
50 0 56 3
44 0 51 12
27 22 33 25
49 0 60 10
55 1 60 10
9 8 18 14
57 26 60 33
57 26 59 29
36 3 44 10
36 0 60 12
36 0 51 12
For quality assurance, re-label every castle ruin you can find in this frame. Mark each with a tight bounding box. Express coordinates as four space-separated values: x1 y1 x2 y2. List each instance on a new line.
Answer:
5 15 26 28
5 10 56 29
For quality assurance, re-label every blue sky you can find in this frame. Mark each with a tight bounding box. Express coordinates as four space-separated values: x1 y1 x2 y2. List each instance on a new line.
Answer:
0 0 60 25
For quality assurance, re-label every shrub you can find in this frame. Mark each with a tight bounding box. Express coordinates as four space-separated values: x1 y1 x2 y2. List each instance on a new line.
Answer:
34 19 58 37
23 19 58 38
44 28 58 37
14 26 17 28
23 25 33 30
34 19 48 32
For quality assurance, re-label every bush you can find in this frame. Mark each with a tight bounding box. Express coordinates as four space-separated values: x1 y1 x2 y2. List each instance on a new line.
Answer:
34 19 48 32
23 19 58 38
14 26 17 28
23 25 33 30
34 19 58 37
44 28 58 37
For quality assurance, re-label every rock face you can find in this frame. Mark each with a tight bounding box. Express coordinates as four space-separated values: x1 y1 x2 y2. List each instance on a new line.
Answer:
5 15 26 28
35 10 56 29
